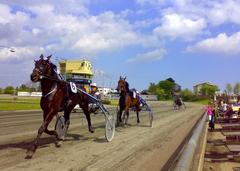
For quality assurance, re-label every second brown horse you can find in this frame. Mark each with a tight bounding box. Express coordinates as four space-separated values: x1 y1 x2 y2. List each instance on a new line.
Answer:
117 76 141 125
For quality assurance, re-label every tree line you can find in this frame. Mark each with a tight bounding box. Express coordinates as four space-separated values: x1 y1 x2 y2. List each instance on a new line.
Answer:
0 84 40 95
148 78 219 101
225 83 240 95
148 79 240 102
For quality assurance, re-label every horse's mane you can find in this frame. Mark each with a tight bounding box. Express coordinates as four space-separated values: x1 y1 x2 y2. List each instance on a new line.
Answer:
125 81 130 92
49 62 60 80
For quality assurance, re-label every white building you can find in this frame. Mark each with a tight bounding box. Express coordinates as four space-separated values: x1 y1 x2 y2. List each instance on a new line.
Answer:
98 87 111 95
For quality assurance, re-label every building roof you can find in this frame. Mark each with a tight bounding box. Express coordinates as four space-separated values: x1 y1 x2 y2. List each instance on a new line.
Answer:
59 59 93 76
194 81 217 87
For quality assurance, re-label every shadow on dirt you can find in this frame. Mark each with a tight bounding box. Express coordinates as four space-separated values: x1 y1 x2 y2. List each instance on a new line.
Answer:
0 132 93 153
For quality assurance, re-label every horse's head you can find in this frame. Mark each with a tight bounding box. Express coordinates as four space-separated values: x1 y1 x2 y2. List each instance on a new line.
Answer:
117 76 127 93
30 54 53 82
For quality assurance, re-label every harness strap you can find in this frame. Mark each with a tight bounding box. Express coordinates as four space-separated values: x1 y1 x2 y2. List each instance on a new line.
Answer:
42 84 57 98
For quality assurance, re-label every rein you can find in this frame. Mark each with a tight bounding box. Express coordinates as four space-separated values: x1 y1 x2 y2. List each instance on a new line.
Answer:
39 75 66 98
40 75 66 84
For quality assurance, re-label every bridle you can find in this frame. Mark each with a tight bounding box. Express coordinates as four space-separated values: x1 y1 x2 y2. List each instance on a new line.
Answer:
117 79 127 94
31 59 66 98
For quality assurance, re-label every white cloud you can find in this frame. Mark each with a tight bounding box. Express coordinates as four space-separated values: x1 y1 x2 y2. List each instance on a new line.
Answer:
0 3 154 60
186 32 240 55
0 4 13 24
0 1 165 87
0 46 44 61
136 0 168 6
127 48 167 63
136 0 240 29
153 13 206 41
71 12 141 54
207 1 240 26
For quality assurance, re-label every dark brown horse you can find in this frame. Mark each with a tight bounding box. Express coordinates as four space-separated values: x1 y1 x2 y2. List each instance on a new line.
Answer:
27 54 93 158
116 76 141 125
173 94 186 110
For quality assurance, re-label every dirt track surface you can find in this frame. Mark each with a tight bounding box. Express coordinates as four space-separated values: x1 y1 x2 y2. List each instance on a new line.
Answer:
0 101 204 171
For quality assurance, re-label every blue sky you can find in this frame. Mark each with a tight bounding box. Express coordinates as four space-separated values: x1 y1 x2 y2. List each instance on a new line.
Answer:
0 0 239 91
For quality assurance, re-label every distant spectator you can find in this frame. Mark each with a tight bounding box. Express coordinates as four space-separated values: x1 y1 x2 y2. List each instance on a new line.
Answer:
222 101 227 112
206 103 215 130
209 106 216 130
224 105 234 118
206 103 213 121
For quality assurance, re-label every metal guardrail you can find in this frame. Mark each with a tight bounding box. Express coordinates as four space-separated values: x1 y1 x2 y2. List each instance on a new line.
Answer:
161 112 207 171
174 114 207 171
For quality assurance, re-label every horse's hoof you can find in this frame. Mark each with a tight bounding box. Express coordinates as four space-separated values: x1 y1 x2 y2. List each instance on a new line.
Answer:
89 129 94 133
25 150 34 159
55 140 63 147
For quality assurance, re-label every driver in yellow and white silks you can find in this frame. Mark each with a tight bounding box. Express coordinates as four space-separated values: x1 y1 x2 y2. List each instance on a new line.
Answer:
90 83 100 99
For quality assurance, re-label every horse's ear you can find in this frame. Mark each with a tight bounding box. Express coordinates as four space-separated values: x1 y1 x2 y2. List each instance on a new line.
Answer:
124 76 127 80
47 55 52 61
120 76 122 80
40 54 44 59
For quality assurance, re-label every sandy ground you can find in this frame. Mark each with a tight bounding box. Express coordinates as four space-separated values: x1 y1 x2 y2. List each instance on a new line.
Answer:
0 101 203 171
203 123 240 171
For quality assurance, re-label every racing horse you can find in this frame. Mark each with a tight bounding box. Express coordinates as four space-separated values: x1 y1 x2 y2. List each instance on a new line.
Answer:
116 76 141 125
173 94 186 110
27 54 93 158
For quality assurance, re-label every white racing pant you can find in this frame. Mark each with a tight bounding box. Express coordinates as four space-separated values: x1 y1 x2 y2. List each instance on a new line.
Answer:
208 115 212 121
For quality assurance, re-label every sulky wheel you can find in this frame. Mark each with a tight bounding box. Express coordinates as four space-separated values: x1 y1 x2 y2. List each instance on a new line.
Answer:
105 115 115 142
55 115 67 140
149 111 153 128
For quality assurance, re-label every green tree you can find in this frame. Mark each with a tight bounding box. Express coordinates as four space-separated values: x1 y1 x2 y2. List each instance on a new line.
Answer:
0 88 2 94
200 85 219 96
4 86 15 95
158 80 175 99
226 83 233 95
181 89 194 101
200 84 218 96
234 82 240 95
148 82 158 93
156 87 165 100
18 84 30 92
148 78 181 100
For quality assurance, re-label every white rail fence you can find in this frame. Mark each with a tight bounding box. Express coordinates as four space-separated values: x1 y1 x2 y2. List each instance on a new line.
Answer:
17 91 42 97
17 91 157 101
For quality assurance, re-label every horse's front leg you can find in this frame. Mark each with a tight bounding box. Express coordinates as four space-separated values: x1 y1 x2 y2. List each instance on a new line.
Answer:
136 106 140 124
43 110 57 136
44 129 57 136
123 107 130 125
26 111 56 158
118 108 123 123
